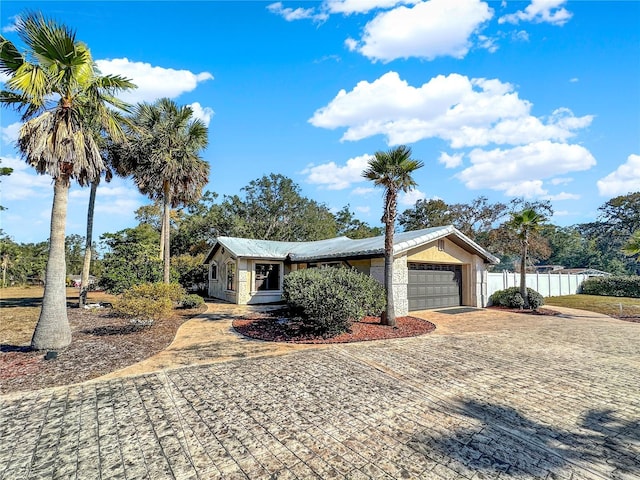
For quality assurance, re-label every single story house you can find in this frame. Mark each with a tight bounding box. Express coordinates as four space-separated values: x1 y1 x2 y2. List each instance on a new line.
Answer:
204 225 499 315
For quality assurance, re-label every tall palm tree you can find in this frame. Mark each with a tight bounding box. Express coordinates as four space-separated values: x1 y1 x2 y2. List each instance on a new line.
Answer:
0 13 134 349
508 208 546 308
363 145 424 326
119 98 209 283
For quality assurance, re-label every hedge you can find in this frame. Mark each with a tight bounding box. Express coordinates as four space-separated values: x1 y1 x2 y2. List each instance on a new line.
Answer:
581 275 640 298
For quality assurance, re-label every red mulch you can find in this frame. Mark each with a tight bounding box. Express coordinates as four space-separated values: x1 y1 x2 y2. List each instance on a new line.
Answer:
233 315 436 344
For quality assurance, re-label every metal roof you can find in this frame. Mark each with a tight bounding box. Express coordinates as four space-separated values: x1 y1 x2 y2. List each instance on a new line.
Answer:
206 226 499 264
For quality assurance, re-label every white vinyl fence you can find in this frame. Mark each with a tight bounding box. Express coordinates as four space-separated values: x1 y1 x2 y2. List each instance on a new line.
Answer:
487 271 591 299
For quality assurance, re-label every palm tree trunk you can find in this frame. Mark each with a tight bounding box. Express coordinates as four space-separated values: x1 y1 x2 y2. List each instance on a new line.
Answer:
163 181 171 284
79 180 97 308
382 190 397 327
159 214 165 260
520 236 528 308
31 178 72 350
1 255 7 288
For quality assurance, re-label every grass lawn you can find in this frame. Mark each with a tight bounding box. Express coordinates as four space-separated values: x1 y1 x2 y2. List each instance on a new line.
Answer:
545 294 640 318
0 287 117 345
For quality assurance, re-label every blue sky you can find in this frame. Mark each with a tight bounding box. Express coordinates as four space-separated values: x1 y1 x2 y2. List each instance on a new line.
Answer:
1 0 639 244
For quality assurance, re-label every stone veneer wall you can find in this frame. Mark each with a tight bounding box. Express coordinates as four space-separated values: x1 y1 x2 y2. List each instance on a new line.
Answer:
370 256 409 317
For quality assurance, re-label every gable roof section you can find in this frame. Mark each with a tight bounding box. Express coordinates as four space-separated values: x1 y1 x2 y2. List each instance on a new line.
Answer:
205 226 499 264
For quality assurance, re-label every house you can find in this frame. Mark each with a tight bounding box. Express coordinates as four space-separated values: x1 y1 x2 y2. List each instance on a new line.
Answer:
204 225 499 315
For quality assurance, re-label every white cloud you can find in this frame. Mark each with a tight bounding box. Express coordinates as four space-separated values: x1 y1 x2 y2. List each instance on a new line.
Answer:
399 188 427 206
499 0 572 26
354 205 371 214
512 30 529 42
2 15 19 33
325 0 418 14
352 186 375 195
345 38 358 51
504 180 547 198
439 152 463 168
550 176 573 185
351 0 494 62
267 2 328 21
544 192 580 201
553 210 569 217
0 156 52 201
189 102 215 127
0 72 10 84
1 122 21 144
95 58 213 104
69 179 143 215
310 71 593 147
302 154 373 190
457 141 596 193
569 77 579 83
477 35 498 53
597 154 640 197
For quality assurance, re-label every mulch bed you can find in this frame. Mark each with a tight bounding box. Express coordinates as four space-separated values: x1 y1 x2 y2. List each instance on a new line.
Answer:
233 315 436 344
0 305 204 395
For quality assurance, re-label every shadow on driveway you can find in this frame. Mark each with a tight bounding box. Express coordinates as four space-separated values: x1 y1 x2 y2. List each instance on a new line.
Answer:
412 398 639 478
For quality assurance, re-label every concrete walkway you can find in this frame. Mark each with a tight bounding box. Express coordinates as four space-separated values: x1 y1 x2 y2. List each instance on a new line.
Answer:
1 304 639 479
100 302 322 380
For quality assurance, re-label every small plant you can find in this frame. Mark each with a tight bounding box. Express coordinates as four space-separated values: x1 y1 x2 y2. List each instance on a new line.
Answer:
113 282 186 323
490 287 544 310
283 267 385 337
181 294 204 309
581 276 640 298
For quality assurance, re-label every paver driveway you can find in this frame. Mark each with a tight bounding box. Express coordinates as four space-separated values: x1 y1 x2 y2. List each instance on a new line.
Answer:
1 306 638 479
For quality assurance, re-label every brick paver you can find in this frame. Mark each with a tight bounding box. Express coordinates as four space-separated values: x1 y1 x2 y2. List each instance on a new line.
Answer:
1 310 638 479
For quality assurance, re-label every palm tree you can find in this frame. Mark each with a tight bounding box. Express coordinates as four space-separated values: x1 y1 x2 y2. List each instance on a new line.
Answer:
363 145 424 326
622 230 640 260
119 98 209 283
0 13 134 349
508 208 546 308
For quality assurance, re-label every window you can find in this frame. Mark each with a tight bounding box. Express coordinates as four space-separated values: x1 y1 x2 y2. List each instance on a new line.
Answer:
210 262 218 281
226 262 236 291
438 239 445 251
255 263 280 291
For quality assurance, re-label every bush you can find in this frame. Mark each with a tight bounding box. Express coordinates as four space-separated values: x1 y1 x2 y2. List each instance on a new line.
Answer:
282 267 385 337
113 282 186 323
581 276 640 298
181 294 205 309
490 286 544 310
171 254 208 292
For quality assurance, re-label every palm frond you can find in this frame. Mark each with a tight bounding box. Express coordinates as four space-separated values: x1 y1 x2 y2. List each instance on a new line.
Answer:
0 36 24 75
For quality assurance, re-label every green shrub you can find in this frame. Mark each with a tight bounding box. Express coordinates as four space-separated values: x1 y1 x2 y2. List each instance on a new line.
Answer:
181 294 205 309
113 282 186 323
581 276 640 298
490 286 544 310
282 267 385 337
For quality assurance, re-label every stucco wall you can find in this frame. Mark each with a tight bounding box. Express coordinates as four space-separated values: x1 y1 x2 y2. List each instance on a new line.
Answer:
407 238 474 264
208 248 238 303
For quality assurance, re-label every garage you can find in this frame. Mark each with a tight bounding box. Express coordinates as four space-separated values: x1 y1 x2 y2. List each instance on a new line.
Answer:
408 263 462 310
